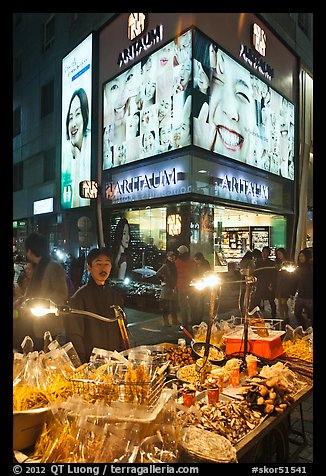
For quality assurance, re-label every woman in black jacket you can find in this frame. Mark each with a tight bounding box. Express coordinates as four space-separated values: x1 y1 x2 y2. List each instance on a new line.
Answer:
274 247 295 325
293 248 313 329
156 251 179 327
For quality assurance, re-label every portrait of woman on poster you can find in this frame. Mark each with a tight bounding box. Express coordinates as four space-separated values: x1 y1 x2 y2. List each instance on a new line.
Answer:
64 87 91 208
173 58 192 95
112 218 133 280
142 130 156 157
193 43 258 164
159 123 173 153
126 112 140 139
103 63 141 145
137 80 157 110
193 59 210 95
158 98 172 128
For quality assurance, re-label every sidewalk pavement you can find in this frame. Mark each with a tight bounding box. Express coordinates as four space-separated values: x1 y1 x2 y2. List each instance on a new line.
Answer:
124 303 313 464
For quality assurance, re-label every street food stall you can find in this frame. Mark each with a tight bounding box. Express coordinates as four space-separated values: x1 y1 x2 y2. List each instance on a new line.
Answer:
13 311 313 464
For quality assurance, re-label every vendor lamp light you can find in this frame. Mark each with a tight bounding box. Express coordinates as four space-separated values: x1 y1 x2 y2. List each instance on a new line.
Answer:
21 298 131 349
280 262 297 273
190 273 257 378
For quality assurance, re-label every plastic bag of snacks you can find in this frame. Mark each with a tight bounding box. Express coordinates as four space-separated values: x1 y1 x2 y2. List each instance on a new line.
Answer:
282 325 313 363
13 344 75 411
192 321 223 346
33 396 142 463
137 397 179 463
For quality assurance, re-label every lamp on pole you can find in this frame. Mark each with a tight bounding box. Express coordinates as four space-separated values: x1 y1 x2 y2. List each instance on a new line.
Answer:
21 298 131 350
191 273 257 379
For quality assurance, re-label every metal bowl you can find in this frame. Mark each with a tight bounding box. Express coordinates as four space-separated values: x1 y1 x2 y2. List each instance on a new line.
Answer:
191 341 226 366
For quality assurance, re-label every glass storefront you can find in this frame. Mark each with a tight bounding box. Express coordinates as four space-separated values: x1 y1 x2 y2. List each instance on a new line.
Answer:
104 202 287 276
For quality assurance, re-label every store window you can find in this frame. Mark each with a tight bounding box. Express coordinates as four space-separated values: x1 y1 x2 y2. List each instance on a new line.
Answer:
105 207 167 273
40 79 54 118
189 202 287 271
213 207 286 266
43 14 55 52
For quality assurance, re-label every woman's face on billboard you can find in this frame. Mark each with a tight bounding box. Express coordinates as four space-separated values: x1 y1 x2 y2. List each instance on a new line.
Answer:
158 99 171 125
209 48 256 162
143 131 155 152
121 223 130 249
68 95 84 150
108 65 140 127
157 42 174 70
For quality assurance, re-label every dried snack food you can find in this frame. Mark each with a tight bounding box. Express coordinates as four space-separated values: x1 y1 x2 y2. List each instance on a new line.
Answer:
180 426 237 463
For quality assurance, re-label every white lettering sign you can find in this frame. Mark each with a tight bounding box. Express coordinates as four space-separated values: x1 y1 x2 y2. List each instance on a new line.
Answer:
118 25 163 67
239 43 274 80
220 174 269 199
106 167 179 198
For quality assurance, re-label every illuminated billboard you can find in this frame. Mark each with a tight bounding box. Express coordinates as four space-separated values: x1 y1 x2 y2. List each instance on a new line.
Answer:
102 28 295 181
61 34 93 209
102 30 192 169
193 30 295 180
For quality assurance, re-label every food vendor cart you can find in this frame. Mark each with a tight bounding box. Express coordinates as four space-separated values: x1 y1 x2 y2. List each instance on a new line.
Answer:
13 288 313 464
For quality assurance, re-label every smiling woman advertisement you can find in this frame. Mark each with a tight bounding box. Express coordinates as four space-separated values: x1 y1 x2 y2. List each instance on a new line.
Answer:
111 217 133 279
64 88 91 207
193 30 295 180
61 34 92 209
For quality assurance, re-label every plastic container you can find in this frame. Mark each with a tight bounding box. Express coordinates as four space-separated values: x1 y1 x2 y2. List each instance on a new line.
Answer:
13 408 51 450
225 333 284 360
62 341 82 368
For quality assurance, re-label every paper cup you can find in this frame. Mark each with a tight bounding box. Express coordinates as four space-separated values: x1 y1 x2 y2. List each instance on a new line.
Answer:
229 367 240 387
207 388 219 404
182 391 196 407
246 359 257 377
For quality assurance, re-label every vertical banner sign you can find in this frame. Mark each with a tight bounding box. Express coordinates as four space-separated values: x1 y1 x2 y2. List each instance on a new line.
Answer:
61 34 92 209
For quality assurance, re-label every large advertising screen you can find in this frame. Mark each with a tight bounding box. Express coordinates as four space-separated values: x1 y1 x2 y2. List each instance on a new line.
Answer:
61 34 92 209
102 30 192 170
193 30 295 180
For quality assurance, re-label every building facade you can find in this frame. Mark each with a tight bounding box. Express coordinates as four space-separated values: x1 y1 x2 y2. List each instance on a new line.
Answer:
13 13 313 274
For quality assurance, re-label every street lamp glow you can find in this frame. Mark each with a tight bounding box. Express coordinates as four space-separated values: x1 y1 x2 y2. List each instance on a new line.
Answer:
22 298 58 317
21 298 131 349
31 306 54 317
280 262 297 273
191 272 221 290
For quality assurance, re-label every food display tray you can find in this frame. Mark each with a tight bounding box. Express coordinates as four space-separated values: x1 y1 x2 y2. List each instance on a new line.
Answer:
225 330 285 359
68 361 168 410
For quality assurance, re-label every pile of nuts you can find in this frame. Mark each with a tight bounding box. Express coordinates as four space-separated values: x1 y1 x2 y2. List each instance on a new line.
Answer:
165 346 196 367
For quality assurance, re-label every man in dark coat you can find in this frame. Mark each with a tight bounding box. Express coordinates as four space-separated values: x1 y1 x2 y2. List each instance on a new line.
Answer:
64 247 126 363
251 246 277 319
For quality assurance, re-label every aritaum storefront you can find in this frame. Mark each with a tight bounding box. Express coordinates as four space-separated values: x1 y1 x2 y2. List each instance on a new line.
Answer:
97 13 298 276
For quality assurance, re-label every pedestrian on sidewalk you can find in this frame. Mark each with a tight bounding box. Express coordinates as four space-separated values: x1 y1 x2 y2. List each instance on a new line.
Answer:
156 251 179 327
251 246 277 319
292 248 313 330
192 251 211 324
274 247 295 325
14 232 69 350
238 250 255 314
175 245 196 329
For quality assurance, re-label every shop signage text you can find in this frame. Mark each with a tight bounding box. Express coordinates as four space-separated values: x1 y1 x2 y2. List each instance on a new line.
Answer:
220 175 269 200
106 166 184 199
118 25 163 67
239 43 274 80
